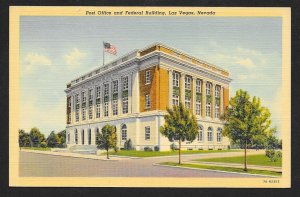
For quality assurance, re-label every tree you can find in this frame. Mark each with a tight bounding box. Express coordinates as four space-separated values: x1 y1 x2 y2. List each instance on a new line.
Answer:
160 102 199 164
18 129 30 149
124 139 133 150
57 130 66 147
46 131 60 148
29 127 45 147
222 89 275 171
96 124 118 159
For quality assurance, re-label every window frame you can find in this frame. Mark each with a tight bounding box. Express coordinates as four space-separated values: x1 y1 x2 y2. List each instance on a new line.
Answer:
145 94 151 109
145 126 150 140
145 70 151 85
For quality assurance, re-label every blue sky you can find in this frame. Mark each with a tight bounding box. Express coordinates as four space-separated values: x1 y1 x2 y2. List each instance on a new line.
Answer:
20 16 282 137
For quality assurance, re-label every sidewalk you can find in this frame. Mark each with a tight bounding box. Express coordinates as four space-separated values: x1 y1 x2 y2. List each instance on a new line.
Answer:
20 149 129 161
186 161 282 172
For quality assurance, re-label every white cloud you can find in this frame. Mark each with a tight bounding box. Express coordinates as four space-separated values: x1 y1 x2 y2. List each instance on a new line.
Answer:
236 58 256 69
237 73 265 81
23 53 52 74
64 48 87 69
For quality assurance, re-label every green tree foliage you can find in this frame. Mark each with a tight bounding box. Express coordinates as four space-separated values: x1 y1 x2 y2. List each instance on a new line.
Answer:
18 129 31 149
46 131 61 148
29 127 45 147
57 130 66 148
160 102 199 164
265 134 282 162
222 89 275 171
96 124 118 159
124 139 133 150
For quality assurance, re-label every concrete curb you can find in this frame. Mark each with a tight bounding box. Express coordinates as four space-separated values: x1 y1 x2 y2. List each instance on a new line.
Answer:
153 163 281 178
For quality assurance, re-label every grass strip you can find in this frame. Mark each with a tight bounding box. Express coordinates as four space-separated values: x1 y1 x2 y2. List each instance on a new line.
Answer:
194 154 281 167
21 147 51 151
160 162 281 177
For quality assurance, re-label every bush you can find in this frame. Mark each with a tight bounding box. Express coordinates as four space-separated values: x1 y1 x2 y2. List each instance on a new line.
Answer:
170 143 177 151
124 139 133 150
40 141 47 148
227 145 231 150
154 145 159 151
114 146 119 152
266 149 282 162
144 146 153 152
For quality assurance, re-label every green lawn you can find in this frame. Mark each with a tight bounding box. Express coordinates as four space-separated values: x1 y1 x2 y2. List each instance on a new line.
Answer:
106 149 241 157
195 154 282 167
160 162 281 177
21 147 51 151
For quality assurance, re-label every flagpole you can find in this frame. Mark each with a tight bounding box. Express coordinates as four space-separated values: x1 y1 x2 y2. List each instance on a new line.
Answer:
102 41 105 66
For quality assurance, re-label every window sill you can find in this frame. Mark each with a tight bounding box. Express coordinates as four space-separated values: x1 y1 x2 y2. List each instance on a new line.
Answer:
145 82 151 85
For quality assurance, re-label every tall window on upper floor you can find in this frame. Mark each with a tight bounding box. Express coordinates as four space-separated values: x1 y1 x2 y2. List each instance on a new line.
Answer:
197 125 204 142
207 127 213 142
75 129 78 144
195 79 202 115
112 80 118 116
184 75 191 109
81 91 86 120
88 89 93 120
145 94 151 109
75 94 80 122
145 70 151 85
217 127 222 142
96 86 101 118
206 82 212 117
122 76 129 114
215 86 221 119
104 83 109 117
172 72 180 106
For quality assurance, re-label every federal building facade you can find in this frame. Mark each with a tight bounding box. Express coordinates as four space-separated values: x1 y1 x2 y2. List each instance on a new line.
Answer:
65 43 231 151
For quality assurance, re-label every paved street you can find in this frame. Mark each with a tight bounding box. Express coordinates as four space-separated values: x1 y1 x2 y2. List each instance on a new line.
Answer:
19 150 264 177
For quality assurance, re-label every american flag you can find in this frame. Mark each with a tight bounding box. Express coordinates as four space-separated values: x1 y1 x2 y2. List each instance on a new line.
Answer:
103 42 117 55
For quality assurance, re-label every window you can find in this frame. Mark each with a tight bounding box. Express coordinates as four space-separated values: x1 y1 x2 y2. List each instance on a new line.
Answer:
68 99 71 107
88 129 91 145
96 86 101 99
196 102 201 115
215 86 221 119
206 82 212 117
207 127 213 142
113 80 118 93
122 76 128 90
67 132 70 144
173 95 179 106
68 113 71 123
185 76 191 90
75 94 79 122
173 72 180 87
122 97 128 114
113 99 118 115
81 129 85 144
88 89 93 120
121 124 127 141
185 97 191 109
104 84 109 117
96 101 101 118
145 126 150 140
81 91 86 121
197 125 203 142
217 128 222 142
145 94 150 108
75 129 78 144
196 79 201 93
104 102 109 117
145 70 151 84
96 86 101 118
95 128 99 144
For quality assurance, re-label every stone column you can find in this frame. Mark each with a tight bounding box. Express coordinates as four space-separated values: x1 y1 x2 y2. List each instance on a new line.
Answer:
168 69 173 108
201 79 206 118
211 83 216 119
180 73 185 104
131 70 140 114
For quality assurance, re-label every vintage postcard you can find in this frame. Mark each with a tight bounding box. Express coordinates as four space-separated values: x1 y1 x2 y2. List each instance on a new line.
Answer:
9 6 291 187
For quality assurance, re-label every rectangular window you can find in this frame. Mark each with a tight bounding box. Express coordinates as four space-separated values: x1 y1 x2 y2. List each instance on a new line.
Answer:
88 89 93 120
145 70 151 84
122 76 129 114
113 99 118 115
215 86 220 118
196 79 201 93
68 113 71 123
172 95 179 106
208 132 213 142
113 80 118 94
75 94 79 122
82 108 86 120
81 91 86 103
104 102 109 117
122 76 128 90
96 86 101 98
145 126 150 140
122 97 128 114
185 97 191 109
173 72 180 87
185 76 191 90
196 102 201 115
206 82 211 117
96 102 101 118
206 104 211 117
104 83 109 96
145 94 150 109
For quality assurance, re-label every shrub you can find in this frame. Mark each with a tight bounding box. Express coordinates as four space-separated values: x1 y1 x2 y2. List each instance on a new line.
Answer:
40 141 47 148
124 139 133 150
170 143 177 151
144 146 153 152
154 145 159 151
276 151 282 159
114 146 119 152
227 145 231 150
266 149 282 162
